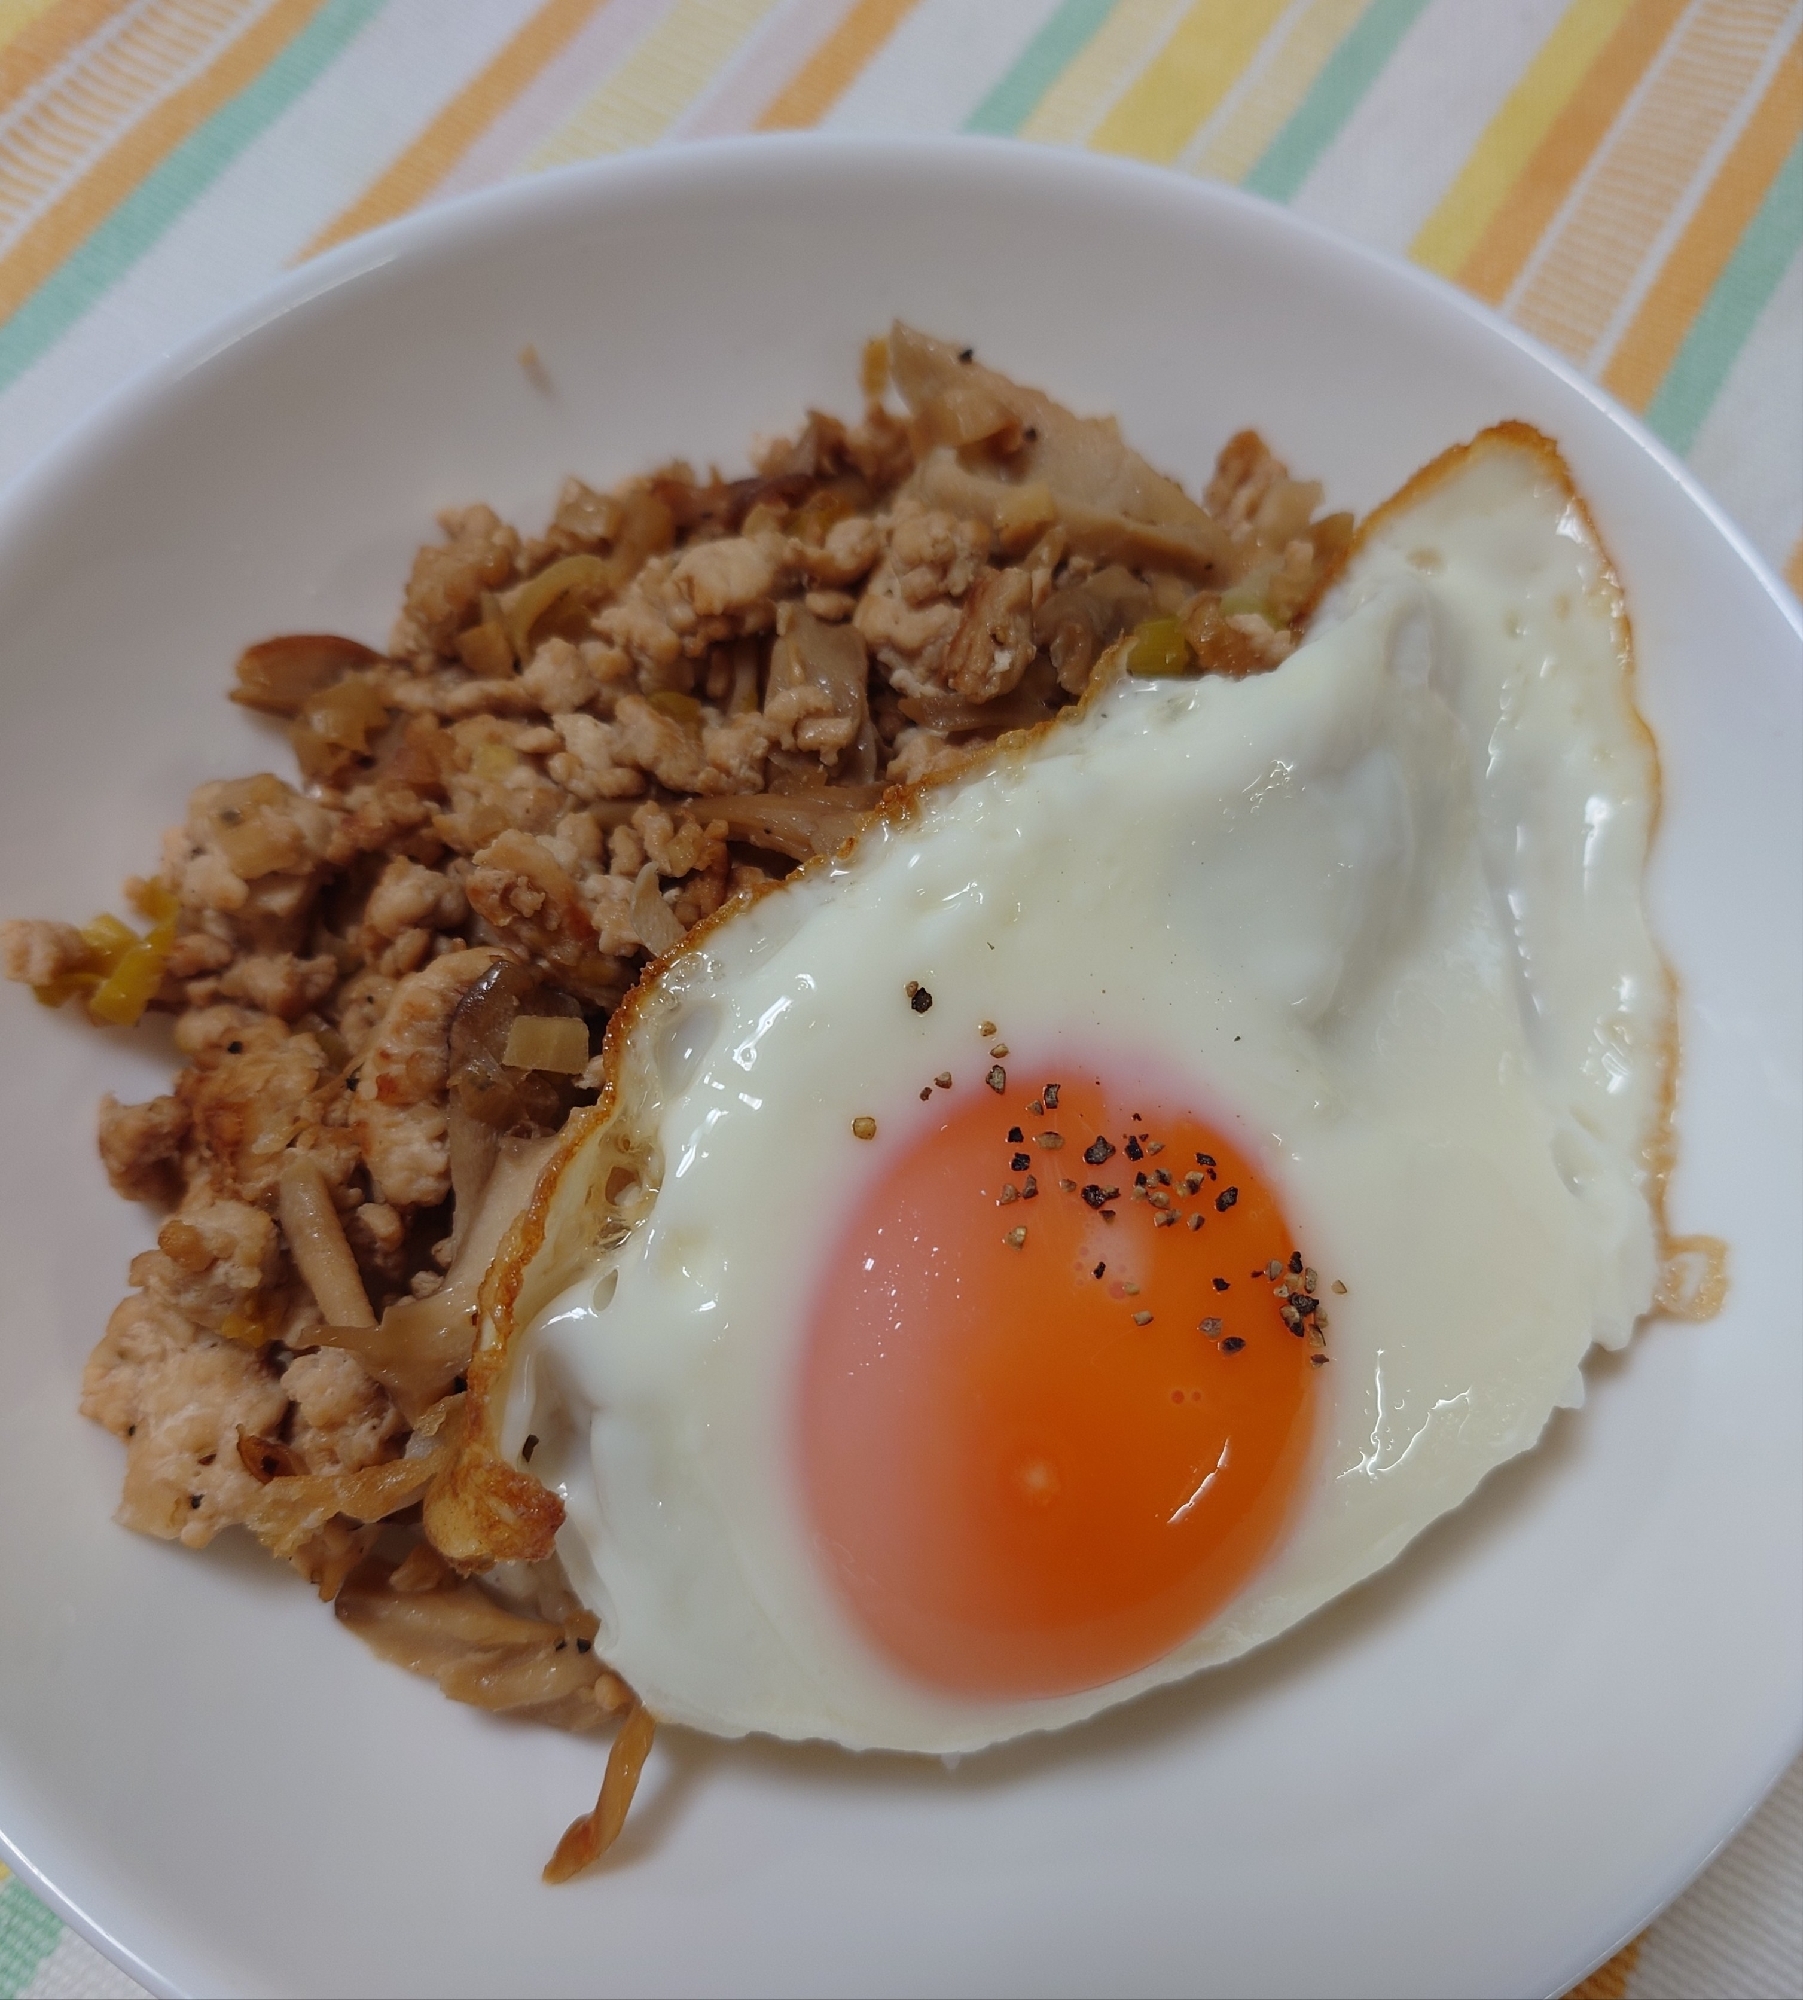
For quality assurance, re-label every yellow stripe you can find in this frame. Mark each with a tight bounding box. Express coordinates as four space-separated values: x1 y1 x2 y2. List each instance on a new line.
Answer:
1091 0 1290 164
0 0 123 110
2 0 250 240
0 0 60 49
1512 0 1792 361
1187 0 1365 181
1602 31 1803 407
302 0 607 256
1411 0 1637 277
756 0 919 129
1018 0 1177 145
529 0 775 164
1456 0 1686 305
1785 533 1803 602
0 0 323 323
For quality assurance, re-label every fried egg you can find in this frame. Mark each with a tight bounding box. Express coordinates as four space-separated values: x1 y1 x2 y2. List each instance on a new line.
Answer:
475 427 1675 1752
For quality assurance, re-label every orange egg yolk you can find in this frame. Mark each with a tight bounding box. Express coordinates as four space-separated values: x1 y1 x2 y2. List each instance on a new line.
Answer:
799 1066 1320 1700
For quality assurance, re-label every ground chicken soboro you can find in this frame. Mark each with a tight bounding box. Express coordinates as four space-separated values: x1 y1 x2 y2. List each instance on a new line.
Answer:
1 326 1352 1873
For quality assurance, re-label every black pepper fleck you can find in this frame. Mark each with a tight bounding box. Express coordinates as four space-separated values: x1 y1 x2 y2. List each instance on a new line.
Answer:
1011 1152 1031 1172
1124 1136 1144 1161
522 1434 539 1462
1093 1262 1106 1279
1043 1083 1061 1109
227 1040 244 1054
1083 1136 1115 1165
1008 1126 1024 1143
910 986 934 1014
1220 1336 1246 1354
576 1637 592 1653
1215 1187 1240 1212
1213 1278 1230 1292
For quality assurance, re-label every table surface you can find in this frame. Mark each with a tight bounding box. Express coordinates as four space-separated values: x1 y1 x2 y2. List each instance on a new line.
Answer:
0 4 1797 1997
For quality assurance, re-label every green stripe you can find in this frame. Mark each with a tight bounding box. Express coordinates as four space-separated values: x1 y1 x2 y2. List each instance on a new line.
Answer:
1646 137 1803 455
1243 0 1431 202
0 0 388 398
964 0 1115 135
0 1876 62 1999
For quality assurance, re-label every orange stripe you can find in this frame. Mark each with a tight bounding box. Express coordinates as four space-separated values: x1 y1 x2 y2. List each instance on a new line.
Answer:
302 0 608 257
1603 31 1803 408
2 1 246 238
0 0 324 323
1565 1935 1639 2000
1786 533 1803 604
1511 1 1791 363
0 0 131 118
755 0 918 130
1457 0 1687 305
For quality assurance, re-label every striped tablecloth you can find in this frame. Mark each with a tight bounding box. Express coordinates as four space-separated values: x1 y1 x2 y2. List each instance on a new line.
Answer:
0 5 1798 1996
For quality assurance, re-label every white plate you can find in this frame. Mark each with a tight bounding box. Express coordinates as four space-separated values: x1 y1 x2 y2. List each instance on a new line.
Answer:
0 137 1796 2000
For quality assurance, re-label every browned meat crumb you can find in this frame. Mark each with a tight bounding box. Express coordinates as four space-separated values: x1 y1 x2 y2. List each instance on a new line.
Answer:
81 1289 287 1546
393 504 520 663
284 1346 406 1473
97 1092 191 1204
0 917 90 986
353 948 503 1209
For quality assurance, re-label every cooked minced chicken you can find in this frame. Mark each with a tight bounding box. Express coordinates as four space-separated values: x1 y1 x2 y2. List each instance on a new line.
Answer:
2 326 1350 1872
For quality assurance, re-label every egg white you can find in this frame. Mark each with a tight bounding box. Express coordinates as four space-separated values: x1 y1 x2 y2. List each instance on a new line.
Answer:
495 431 1670 1752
